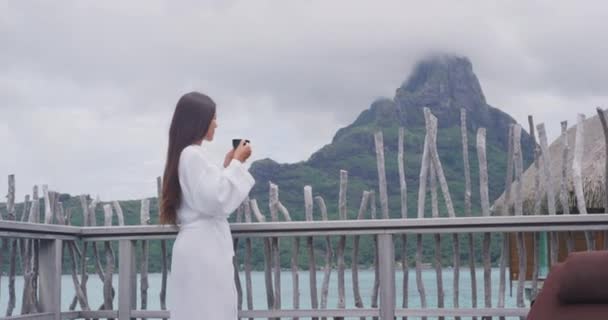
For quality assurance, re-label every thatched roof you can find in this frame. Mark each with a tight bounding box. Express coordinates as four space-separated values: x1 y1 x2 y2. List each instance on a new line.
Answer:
492 112 606 215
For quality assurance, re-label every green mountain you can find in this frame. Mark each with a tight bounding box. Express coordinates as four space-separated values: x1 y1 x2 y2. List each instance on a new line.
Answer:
1 55 535 273
249 55 534 222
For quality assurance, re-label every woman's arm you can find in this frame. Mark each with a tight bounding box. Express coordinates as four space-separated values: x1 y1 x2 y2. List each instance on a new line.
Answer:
181 148 255 217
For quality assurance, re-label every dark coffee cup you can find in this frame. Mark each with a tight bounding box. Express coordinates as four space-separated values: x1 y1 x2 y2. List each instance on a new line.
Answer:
232 139 250 149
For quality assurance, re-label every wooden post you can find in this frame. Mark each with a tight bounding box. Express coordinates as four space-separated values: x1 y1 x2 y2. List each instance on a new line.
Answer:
43 185 53 224
398 128 408 219
21 186 40 314
54 195 66 226
83 196 104 283
538 123 559 266
375 132 390 219
425 109 456 217
250 198 275 315
102 204 115 316
596 108 608 250
77 195 92 320
427 110 459 320
430 164 445 320
276 200 300 320
68 241 90 313
65 198 90 313
573 114 594 250
112 201 125 228
559 122 575 254
22 187 40 314
315 196 333 320
477 128 492 319
527 116 542 301
461 109 477 320
269 182 282 311
6 174 18 317
304 186 319 320
415 109 431 320
38 238 62 320
398 127 410 320
18 194 31 273
513 124 527 315
497 125 513 320
352 191 370 320
336 170 348 319
140 199 151 317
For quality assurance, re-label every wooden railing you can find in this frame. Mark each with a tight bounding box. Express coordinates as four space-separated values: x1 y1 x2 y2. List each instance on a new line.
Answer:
2 214 608 320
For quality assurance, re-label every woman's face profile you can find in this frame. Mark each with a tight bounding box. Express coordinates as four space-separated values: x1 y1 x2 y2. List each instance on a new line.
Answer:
204 114 217 142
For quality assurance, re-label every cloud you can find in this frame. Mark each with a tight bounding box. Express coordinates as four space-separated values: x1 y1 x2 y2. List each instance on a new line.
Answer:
1 0 607 200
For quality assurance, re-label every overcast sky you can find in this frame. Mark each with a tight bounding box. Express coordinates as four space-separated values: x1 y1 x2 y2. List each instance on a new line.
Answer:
1 0 607 201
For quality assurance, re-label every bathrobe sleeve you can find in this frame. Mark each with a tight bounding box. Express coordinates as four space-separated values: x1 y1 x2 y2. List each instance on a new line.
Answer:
179 146 255 217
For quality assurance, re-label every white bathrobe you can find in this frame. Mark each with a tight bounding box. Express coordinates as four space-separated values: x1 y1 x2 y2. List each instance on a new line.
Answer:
169 144 255 320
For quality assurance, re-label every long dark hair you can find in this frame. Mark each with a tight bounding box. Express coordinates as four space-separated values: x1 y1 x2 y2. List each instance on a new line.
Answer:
160 92 216 225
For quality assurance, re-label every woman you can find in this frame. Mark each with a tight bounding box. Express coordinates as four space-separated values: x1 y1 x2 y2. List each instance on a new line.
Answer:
161 91 255 319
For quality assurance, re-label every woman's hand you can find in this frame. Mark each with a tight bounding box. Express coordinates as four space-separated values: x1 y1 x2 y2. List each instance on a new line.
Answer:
223 149 235 168
234 140 252 163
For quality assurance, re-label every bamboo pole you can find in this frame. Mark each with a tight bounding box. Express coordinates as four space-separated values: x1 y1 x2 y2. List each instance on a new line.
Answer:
304 186 318 320
462 109 477 320
398 127 410 320
352 191 370 320
315 195 333 320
